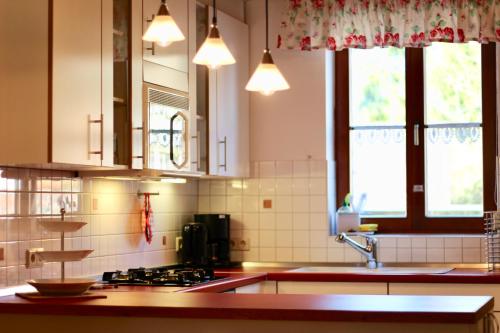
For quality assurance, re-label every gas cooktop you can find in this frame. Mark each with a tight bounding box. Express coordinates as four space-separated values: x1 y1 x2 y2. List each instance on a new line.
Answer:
101 265 222 287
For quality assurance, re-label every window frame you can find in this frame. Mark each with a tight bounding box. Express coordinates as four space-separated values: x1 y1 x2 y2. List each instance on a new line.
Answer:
334 43 497 233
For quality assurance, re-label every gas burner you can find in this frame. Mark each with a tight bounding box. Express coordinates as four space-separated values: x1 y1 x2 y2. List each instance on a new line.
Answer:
102 266 219 287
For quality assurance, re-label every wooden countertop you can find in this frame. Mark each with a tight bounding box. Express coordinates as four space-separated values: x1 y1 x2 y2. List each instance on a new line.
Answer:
0 291 492 324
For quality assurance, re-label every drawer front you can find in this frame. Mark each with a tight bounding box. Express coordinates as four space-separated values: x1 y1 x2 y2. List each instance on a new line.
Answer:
278 281 388 295
389 283 500 311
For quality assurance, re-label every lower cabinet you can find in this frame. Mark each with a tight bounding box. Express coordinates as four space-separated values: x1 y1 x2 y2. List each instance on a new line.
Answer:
388 283 500 311
277 281 388 295
235 281 277 294
389 282 500 327
234 281 388 295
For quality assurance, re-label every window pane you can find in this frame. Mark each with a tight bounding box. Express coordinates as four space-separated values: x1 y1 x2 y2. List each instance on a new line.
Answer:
425 127 483 217
349 48 406 126
424 42 483 217
350 129 407 217
349 48 406 218
424 43 482 124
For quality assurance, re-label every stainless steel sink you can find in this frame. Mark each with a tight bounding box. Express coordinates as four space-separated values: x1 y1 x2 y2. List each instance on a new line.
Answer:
288 266 454 274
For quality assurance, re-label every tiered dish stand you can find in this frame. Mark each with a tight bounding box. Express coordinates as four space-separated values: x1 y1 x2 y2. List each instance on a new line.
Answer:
22 208 96 297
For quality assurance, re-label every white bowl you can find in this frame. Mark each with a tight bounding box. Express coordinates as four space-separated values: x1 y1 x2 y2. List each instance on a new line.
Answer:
27 278 96 296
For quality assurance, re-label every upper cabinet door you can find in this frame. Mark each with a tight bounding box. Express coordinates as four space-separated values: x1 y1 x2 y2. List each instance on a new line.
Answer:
52 0 104 166
213 10 250 178
131 0 145 170
142 0 189 92
142 0 189 72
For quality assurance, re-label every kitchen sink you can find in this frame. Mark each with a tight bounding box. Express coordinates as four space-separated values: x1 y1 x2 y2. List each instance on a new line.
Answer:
288 266 454 274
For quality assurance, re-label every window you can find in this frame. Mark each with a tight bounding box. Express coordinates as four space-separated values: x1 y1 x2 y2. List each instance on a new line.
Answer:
335 43 497 233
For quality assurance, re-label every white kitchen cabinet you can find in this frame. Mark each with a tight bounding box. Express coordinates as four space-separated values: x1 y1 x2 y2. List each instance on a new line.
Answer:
52 0 113 167
208 9 250 178
277 281 388 295
389 283 500 311
235 281 277 294
143 0 189 92
0 0 115 168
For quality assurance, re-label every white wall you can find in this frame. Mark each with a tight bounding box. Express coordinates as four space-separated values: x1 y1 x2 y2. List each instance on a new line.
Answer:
198 0 246 21
246 0 326 162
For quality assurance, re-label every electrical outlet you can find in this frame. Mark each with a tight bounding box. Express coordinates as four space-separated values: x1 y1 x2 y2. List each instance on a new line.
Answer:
25 248 44 268
175 237 183 252
239 238 250 251
230 238 239 250
230 237 250 251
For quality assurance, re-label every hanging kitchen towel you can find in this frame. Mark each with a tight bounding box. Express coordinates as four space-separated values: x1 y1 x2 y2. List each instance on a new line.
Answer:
141 193 153 244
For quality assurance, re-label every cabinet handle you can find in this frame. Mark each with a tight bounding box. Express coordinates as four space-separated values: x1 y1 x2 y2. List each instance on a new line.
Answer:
88 114 103 160
132 125 144 160
145 15 155 55
191 132 201 169
218 136 227 172
414 124 420 146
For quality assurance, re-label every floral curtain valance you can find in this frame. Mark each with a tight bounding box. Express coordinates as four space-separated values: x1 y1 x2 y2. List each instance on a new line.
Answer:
278 0 500 51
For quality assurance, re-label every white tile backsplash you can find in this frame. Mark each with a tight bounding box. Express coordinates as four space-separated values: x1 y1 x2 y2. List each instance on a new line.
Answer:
200 160 486 265
0 168 197 287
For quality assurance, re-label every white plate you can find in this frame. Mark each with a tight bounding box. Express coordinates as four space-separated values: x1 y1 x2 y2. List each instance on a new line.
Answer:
38 250 93 262
39 221 87 233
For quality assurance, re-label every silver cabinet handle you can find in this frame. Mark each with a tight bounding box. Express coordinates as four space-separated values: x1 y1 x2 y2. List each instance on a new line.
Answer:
218 136 227 172
88 114 103 160
414 124 420 146
191 132 201 169
132 124 144 161
145 15 155 55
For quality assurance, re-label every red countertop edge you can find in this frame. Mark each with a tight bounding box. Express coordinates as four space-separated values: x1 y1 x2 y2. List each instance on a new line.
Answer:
0 293 493 324
265 271 500 284
179 273 267 293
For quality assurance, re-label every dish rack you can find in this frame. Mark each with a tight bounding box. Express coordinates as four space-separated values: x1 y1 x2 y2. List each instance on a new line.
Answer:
24 208 94 296
484 211 500 271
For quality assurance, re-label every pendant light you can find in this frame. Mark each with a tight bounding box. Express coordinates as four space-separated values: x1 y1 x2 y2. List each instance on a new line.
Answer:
143 0 185 47
193 0 236 69
246 0 290 96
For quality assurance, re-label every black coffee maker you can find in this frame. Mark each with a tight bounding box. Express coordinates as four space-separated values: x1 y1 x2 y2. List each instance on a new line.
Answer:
181 214 231 267
181 222 209 266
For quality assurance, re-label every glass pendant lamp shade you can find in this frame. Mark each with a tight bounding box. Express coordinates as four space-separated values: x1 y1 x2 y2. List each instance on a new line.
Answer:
193 26 235 69
246 50 289 96
193 0 235 69
143 0 185 47
246 0 289 96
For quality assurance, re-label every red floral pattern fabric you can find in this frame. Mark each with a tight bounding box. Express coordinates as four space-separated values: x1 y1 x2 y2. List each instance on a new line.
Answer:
278 0 500 51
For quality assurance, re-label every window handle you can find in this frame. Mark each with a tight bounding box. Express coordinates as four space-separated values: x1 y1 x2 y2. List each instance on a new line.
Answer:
414 124 420 146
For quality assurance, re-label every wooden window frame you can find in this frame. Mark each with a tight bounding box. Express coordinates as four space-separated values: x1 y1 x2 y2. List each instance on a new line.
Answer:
334 43 497 234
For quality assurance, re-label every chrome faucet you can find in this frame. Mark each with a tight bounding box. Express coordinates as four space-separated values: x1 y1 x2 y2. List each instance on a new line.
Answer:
335 232 379 269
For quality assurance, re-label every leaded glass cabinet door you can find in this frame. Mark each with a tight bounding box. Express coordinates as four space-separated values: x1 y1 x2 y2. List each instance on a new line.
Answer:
145 85 189 171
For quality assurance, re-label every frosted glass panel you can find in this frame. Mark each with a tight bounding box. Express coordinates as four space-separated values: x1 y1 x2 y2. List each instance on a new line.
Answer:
350 129 406 217
425 127 483 217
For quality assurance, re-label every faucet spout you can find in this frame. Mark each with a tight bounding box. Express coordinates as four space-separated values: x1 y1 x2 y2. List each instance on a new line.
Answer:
335 233 379 269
